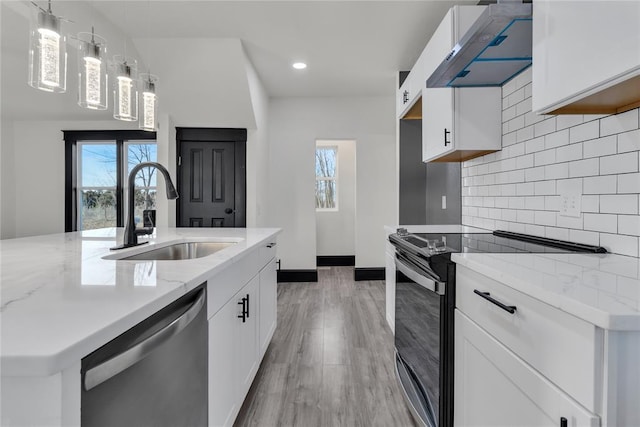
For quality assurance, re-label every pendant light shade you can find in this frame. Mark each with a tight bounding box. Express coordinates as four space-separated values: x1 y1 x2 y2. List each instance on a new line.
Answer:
139 73 158 131
28 2 67 93
112 55 138 121
77 30 107 110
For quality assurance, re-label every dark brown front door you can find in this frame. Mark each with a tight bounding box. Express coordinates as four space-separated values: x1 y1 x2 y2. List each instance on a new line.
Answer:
177 128 246 227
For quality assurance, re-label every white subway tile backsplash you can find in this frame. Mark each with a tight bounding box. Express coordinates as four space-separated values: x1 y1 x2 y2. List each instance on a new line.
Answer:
544 129 569 149
619 215 640 236
516 125 535 143
461 72 639 256
582 195 599 213
583 135 616 158
556 143 583 163
534 180 556 195
535 210 556 226
569 120 600 143
556 115 584 131
525 166 546 182
544 163 569 180
600 152 639 175
569 229 600 246
618 173 640 194
583 175 617 194
535 149 556 166
600 233 638 257
584 213 617 233
569 158 599 178
618 129 640 153
600 109 640 137
525 196 545 210
534 117 557 137
600 194 638 214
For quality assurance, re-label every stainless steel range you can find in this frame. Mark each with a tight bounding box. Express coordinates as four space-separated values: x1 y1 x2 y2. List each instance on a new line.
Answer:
388 230 606 427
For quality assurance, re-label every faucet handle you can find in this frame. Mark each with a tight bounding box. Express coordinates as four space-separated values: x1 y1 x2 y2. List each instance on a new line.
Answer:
134 227 154 236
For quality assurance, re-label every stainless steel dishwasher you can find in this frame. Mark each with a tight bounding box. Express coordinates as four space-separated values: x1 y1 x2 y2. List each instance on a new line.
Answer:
81 285 208 427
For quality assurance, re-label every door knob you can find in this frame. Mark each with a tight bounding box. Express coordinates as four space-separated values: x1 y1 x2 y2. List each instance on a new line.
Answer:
225 208 233 214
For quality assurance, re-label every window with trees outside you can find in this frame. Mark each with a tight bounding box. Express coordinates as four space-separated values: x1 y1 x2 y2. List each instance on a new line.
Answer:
64 131 157 232
315 146 338 210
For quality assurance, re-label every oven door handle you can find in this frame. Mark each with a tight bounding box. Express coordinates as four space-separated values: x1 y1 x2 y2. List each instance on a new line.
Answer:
396 257 445 295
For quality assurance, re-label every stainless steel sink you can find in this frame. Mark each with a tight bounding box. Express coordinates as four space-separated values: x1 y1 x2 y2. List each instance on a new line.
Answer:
119 241 236 261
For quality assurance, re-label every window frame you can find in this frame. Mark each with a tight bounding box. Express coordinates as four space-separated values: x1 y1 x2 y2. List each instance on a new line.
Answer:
315 144 339 212
64 130 157 232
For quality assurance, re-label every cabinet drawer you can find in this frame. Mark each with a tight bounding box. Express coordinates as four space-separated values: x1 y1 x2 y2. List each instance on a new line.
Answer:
456 265 602 412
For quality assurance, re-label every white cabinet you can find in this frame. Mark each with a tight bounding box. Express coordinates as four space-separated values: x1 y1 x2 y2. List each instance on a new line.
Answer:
532 0 640 115
258 258 277 358
455 311 599 427
454 263 640 427
384 241 396 333
422 6 501 163
397 66 423 120
207 242 278 427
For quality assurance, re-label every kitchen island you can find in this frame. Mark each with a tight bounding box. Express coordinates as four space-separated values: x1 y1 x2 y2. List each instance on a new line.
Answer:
1 227 280 426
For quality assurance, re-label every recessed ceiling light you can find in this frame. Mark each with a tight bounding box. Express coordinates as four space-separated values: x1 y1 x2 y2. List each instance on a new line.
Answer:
292 62 307 70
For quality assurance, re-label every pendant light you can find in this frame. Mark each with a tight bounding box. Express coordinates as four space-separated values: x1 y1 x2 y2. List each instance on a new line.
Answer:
77 28 107 110
28 0 67 92
112 55 138 121
139 73 158 131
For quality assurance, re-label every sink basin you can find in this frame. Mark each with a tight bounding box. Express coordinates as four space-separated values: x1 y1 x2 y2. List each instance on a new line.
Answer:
118 241 236 261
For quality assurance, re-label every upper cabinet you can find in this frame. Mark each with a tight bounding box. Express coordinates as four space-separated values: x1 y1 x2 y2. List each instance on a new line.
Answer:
397 55 426 120
532 1 640 115
422 6 502 163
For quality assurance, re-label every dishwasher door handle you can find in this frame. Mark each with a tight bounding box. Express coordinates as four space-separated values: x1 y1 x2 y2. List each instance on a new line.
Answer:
84 289 206 391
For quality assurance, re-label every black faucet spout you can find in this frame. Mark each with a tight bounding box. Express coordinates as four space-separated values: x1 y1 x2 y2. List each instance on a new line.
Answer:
111 162 179 250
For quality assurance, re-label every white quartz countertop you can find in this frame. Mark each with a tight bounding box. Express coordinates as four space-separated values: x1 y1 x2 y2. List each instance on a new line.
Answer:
452 252 640 331
0 227 280 376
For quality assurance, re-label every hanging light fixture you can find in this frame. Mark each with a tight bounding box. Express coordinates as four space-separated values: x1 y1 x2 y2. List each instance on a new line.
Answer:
28 0 67 92
77 28 107 110
139 73 158 131
112 55 138 121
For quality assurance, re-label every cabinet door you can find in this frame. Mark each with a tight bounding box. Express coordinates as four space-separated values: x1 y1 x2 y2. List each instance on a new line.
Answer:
423 87 454 161
454 311 599 427
208 298 239 427
237 274 260 400
259 258 277 358
532 0 640 114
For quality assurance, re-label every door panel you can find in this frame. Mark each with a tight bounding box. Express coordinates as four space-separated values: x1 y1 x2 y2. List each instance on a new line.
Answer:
180 140 236 227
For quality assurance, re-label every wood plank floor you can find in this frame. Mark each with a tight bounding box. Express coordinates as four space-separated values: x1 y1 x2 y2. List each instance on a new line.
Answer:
234 266 417 427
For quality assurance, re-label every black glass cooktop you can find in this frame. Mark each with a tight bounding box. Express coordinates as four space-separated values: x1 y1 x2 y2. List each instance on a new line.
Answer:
399 230 607 255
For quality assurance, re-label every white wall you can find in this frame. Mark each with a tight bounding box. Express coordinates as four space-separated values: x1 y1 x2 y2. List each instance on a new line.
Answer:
462 68 640 257
268 96 396 270
0 120 15 239
316 140 356 256
244 48 270 228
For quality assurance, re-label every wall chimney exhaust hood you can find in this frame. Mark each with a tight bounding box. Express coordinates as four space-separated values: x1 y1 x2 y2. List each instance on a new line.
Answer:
427 2 532 88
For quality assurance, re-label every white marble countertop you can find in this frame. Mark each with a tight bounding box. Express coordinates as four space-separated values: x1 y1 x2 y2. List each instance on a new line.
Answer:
452 252 640 331
0 227 280 377
384 224 490 235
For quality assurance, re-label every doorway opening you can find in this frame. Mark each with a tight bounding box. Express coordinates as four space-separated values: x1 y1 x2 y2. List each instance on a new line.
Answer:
315 139 356 267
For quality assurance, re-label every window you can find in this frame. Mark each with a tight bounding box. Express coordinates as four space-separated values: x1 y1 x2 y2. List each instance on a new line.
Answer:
315 146 338 210
64 131 157 231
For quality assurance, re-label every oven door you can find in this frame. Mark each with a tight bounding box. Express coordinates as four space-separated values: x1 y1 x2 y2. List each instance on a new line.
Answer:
394 253 444 427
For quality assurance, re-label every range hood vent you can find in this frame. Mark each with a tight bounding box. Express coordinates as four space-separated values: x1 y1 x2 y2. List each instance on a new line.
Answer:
427 2 532 88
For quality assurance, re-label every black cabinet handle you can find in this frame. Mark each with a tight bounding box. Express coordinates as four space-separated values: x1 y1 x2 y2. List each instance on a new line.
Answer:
245 294 250 319
237 297 247 323
473 290 517 314
225 208 233 214
560 417 567 427
444 128 451 146
403 90 409 104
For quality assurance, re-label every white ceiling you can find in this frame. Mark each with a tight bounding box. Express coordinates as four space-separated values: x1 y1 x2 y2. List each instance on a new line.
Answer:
1 0 476 121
